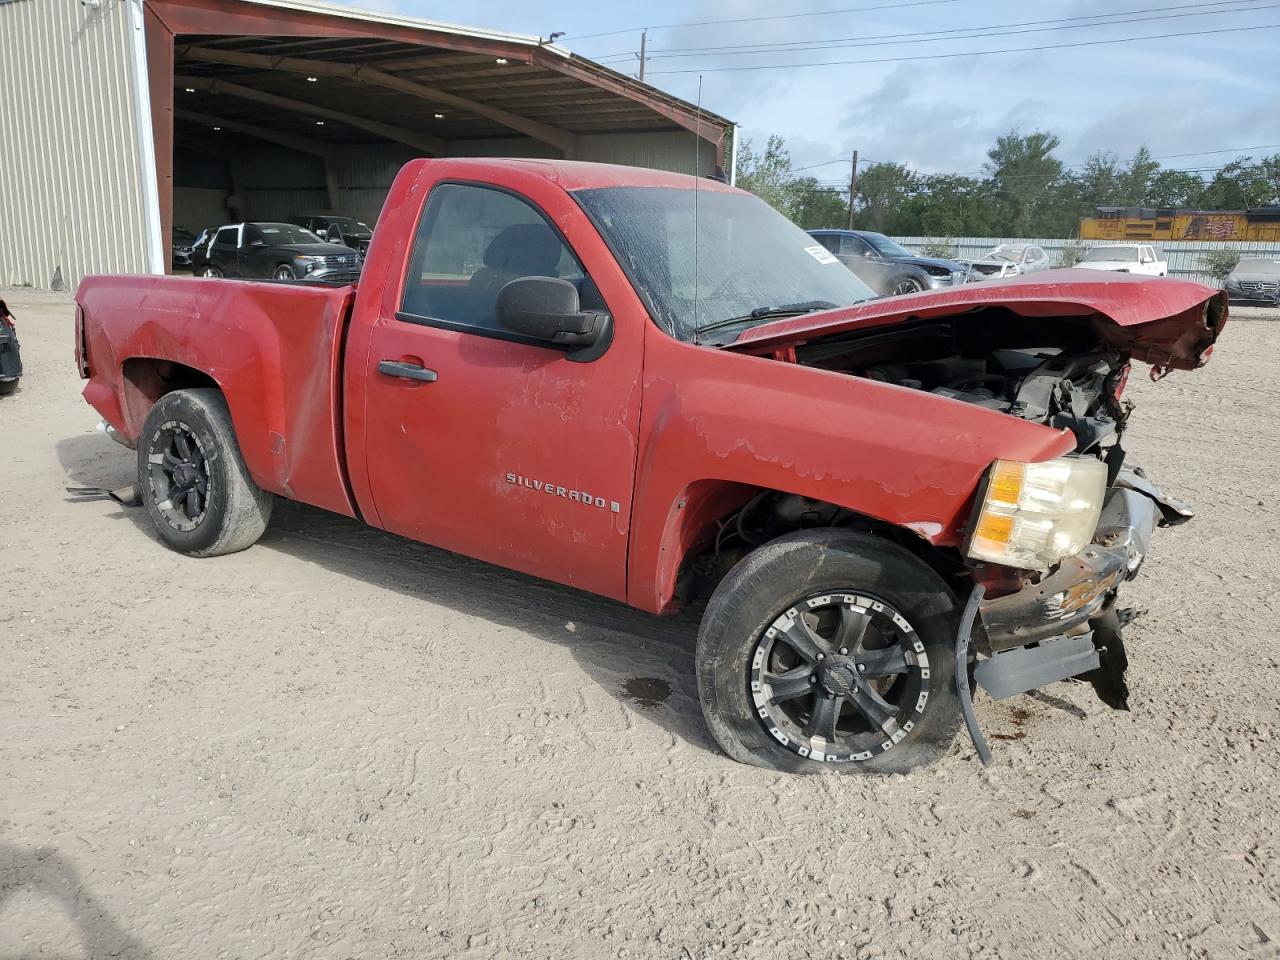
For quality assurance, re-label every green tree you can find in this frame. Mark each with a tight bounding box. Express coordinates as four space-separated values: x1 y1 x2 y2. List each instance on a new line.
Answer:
1146 169 1204 207
983 130 1067 235
1122 146 1161 204
735 135 796 214
790 180 849 229
1200 249 1241 282
856 162 917 233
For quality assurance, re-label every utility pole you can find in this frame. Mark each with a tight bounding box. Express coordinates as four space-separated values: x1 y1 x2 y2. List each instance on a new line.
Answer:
638 29 647 82
847 149 859 230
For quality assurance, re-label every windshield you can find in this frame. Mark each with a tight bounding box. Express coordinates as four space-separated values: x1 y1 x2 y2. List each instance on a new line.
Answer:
173 227 195 245
862 233 914 258
328 217 373 233
1084 246 1140 262
1235 258 1280 275
574 186 876 342
257 223 323 244
983 245 1027 262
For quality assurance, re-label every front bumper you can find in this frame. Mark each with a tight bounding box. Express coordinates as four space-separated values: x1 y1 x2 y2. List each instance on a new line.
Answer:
955 468 1190 762
972 467 1191 672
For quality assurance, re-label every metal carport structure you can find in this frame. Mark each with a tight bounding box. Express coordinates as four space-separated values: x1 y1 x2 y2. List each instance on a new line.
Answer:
0 0 734 289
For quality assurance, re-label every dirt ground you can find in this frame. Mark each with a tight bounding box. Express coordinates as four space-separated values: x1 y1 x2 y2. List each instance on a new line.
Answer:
2 289 1278 960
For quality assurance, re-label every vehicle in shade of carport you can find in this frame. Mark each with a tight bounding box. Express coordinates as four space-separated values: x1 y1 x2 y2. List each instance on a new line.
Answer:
965 243 1052 281
287 215 375 258
76 158 1226 775
810 229 967 291
808 229 935 297
171 226 198 271
1223 257 1280 305
0 300 22 396
192 222 362 283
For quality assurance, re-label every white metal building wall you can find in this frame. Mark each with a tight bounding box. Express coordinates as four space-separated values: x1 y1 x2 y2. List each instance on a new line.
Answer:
0 0 162 289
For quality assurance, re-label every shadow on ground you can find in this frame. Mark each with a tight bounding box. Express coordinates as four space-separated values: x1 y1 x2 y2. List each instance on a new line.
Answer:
55 431 714 754
0 843 152 959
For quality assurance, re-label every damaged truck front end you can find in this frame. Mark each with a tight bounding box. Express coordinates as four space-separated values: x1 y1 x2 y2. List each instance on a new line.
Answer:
729 273 1226 759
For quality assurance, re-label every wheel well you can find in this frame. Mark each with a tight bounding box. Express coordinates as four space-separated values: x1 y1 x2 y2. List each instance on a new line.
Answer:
674 486 969 608
120 358 220 434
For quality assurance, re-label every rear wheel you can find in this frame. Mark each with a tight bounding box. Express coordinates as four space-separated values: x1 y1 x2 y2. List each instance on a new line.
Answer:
696 529 961 774
137 388 272 557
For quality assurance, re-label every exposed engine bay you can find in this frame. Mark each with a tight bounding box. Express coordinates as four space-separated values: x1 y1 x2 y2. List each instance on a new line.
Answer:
784 310 1132 452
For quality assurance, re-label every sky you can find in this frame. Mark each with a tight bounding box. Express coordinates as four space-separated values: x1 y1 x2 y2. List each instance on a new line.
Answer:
334 0 1280 185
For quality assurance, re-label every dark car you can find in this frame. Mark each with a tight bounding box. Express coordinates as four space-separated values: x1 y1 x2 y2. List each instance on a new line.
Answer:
191 222 362 283
287 215 374 258
808 229 962 293
1223 257 1280 305
171 226 198 270
0 300 22 396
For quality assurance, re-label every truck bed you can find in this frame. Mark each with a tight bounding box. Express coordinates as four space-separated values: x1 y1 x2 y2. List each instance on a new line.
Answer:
77 275 359 518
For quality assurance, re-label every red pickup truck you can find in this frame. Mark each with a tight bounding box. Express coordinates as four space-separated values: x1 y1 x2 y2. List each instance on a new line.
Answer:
76 158 1224 773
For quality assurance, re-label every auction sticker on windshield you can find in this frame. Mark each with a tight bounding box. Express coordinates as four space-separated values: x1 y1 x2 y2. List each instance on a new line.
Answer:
804 244 839 265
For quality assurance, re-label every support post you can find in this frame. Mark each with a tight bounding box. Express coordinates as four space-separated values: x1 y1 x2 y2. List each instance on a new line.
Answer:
847 149 858 230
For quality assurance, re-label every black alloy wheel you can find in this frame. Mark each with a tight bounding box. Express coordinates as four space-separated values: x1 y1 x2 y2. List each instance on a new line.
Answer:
145 420 212 533
751 591 930 763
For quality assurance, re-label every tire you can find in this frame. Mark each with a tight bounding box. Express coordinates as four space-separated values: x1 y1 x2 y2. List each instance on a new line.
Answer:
200 265 222 278
137 388 273 557
0 379 17 396
273 264 296 281
696 528 962 774
892 276 925 296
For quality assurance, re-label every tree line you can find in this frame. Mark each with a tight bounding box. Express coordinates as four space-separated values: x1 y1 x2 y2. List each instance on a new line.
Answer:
736 131 1280 238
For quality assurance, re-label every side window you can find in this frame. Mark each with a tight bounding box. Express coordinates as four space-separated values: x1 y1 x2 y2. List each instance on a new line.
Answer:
243 225 264 247
815 234 840 255
401 183 593 333
214 227 238 247
839 236 871 257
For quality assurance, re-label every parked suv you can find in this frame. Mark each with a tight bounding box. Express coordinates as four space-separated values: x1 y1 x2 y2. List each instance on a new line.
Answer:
810 229 967 293
192 222 361 283
287 215 374 258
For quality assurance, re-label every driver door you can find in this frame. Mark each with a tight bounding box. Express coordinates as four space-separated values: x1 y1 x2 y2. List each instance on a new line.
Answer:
351 179 644 601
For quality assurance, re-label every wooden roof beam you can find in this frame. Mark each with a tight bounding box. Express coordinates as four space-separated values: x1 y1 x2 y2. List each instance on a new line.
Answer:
176 74 446 156
179 46 577 157
175 108 338 159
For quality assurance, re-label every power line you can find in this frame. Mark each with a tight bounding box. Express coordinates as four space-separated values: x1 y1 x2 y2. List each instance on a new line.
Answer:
600 0 1276 62
647 21 1280 73
565 0 962 43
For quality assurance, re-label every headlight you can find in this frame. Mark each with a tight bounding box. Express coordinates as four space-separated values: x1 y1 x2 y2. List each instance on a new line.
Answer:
967 457 1107 570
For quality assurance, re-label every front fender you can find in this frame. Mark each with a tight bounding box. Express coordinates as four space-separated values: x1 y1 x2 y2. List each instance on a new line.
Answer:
625 331 1076 613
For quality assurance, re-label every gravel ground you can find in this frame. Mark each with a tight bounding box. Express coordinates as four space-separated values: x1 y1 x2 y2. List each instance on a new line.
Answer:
2 290 1278 959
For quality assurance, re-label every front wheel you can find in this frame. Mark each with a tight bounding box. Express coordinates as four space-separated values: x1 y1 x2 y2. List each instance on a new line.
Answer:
137 388 273 557
696 529 962 774
273 264 296 281
200 265 222 278
0 379 17 396
892 277 925 296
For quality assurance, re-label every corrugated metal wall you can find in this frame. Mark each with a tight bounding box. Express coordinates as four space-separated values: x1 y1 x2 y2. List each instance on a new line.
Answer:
892 236 1280 286
0 0 158 289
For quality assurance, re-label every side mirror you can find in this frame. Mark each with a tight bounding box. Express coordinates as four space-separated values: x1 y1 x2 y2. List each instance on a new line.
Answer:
496 276 612 362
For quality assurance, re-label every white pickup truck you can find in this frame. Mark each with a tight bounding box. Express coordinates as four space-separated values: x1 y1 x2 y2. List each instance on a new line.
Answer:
1076 244 1168 276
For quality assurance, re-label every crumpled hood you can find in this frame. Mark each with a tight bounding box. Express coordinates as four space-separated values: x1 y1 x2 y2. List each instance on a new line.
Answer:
729 269 1226 373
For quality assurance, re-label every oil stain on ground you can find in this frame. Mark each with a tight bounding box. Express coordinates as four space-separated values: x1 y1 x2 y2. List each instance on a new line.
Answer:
621 677 671 708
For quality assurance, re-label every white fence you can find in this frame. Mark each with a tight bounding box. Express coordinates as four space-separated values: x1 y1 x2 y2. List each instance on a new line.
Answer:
891 236 1280 286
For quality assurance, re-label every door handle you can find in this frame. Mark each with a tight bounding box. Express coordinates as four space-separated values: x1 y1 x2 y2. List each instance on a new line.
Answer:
378 360 438 383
